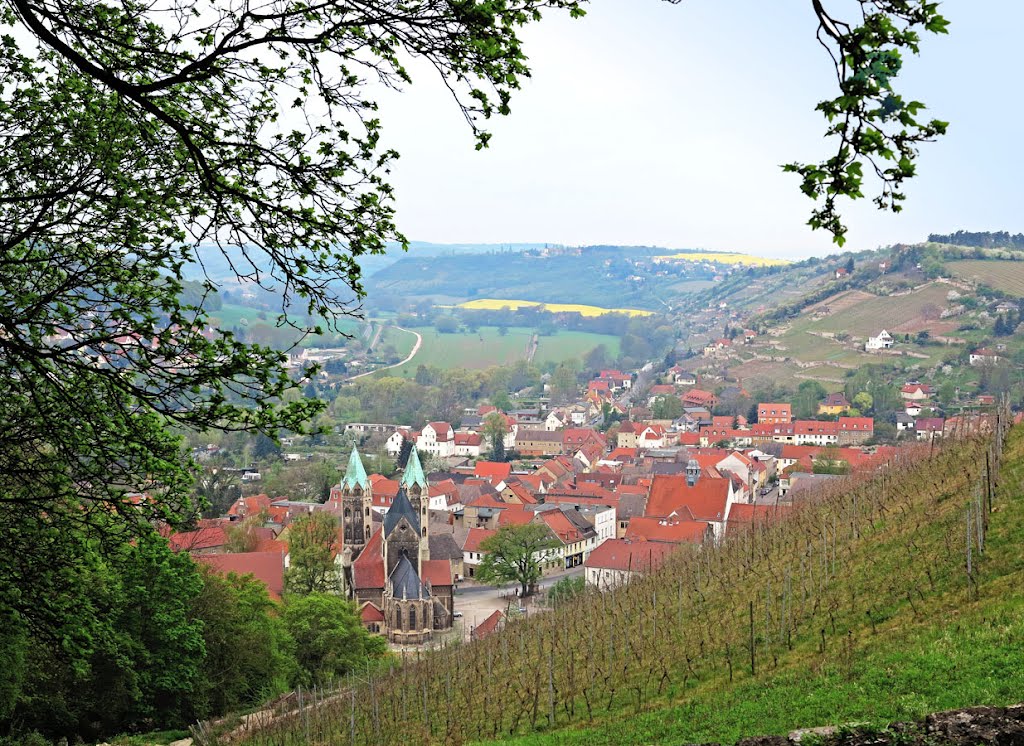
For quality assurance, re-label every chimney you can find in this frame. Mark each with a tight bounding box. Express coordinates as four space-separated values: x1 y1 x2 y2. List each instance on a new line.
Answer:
686 458 700 487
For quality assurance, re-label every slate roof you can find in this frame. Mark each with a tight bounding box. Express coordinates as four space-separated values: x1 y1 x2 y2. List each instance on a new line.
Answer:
390 554 430 600
384 486 420 536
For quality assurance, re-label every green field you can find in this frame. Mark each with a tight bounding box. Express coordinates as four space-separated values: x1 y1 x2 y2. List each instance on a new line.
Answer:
385 326 620 375
947 259 1024 296
209 303 364 347
810 283 951 336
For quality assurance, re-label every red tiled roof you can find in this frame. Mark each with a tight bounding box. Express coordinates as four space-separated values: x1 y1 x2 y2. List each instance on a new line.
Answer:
475 461 512 482
645 474 730 522
427 421 454 441
473 610 504 640
727 503 789 532
540 511 582 543
352 528 385 589
496 505 536 527
838 417 874 431
228 494 272 517
625 516 709 544
677 432 701 446
455 432 483 446
196 551 285 599
421 559 453 587
463 527 497 553
360 602 385 623
169 526 228 553
795 420 839 435
583 539 676 572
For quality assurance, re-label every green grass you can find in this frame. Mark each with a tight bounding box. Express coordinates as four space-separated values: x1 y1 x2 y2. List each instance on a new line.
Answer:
810 284 951 337
385 326 620 375
946 259 1024 296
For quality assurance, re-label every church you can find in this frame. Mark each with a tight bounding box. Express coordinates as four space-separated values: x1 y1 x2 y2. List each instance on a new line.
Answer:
330 447 455 644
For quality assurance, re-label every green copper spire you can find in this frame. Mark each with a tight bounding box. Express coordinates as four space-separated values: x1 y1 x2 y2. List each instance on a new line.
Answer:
341 446 371 492
400 447 428 492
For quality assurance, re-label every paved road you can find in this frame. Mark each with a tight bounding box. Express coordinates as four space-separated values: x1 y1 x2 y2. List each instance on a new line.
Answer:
453 566 585 637
347 326 422 380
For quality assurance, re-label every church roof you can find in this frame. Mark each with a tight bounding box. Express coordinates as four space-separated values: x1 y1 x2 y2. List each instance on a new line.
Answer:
390 554 430 600
401 448 428 493
383 486 420 537
341 447 371 492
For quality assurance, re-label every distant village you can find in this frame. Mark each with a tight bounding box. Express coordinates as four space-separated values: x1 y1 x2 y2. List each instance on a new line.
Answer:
171 362 1008 647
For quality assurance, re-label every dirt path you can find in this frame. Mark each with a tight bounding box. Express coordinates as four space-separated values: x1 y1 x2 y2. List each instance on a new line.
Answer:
347 326 422 380
525 332 538 363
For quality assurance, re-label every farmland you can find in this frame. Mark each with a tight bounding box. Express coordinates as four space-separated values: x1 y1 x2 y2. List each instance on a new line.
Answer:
808 283 952 337
654 251 791 266
946 259 1024 296
383 326 620 375
454 299 653 317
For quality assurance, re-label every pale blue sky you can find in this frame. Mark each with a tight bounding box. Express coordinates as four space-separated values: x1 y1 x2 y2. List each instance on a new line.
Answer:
374 2 1023 260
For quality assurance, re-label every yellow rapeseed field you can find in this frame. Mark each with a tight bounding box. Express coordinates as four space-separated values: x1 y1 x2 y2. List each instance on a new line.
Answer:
455 299 654 317
655 252 791 266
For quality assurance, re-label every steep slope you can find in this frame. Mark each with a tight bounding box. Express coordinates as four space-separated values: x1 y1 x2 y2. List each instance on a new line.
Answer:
236 418 1021 746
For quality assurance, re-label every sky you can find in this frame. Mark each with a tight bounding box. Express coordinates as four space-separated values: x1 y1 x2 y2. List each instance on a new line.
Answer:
372 1 1024 260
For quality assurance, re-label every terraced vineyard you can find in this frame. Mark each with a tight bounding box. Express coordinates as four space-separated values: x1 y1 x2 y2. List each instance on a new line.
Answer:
947 259 1024 296
810 283 951 336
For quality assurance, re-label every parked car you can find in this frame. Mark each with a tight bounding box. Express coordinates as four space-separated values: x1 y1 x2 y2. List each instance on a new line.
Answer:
452 611 463 619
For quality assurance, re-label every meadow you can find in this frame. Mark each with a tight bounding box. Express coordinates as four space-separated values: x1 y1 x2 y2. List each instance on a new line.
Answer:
655 251 791 267
454 299 654 317
385 326 621 375
946 259 1024 296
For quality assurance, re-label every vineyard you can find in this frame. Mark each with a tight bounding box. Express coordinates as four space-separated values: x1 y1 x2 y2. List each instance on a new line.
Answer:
809 283 952 336
946 259 1024 297
226 418 1023 746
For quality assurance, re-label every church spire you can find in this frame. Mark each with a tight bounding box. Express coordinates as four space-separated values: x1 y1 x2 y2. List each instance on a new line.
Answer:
341 446 371 492
400 447 428 493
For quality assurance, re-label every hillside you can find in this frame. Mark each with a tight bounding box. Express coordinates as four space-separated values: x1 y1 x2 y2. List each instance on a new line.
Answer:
233 417 1022 746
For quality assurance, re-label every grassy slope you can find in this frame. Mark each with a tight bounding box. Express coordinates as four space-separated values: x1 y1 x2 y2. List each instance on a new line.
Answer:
495 429 1024 746
240 423 1022 746
946 259 1024 296
384 327 620 375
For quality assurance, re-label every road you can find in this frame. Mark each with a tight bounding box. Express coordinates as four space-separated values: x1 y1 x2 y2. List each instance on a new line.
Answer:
347 326 422 380
453 566 585 638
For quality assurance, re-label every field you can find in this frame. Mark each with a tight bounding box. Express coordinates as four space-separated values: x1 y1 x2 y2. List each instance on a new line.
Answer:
210 303 363 336
454 299 654 317
808 283 952 337
384 326 620 375
946 259 1024 296
654 251 791 266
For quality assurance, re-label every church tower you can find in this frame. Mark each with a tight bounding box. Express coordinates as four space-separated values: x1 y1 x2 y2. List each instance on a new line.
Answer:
400 447 430 563
334 447 373 556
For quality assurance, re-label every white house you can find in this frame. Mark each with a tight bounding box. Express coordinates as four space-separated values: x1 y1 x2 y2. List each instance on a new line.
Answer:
969 349 1002 366
417 421 456 458
453 431 483 458
544 410 567 431
385 427 416 457
865 330 894 351
583 539 676 590
636 425 666 450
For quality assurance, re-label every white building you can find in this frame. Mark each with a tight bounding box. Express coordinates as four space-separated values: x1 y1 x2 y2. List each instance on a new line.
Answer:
417 421 455 458
865 330 894 351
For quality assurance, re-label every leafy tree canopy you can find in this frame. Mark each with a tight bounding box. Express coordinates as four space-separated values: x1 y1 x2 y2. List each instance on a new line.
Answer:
477 523 560 598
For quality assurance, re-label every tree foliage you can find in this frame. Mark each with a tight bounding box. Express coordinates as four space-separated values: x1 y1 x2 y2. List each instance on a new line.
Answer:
283 593 387 687
786 1 949 244
284 511 343 595
477 523 560 598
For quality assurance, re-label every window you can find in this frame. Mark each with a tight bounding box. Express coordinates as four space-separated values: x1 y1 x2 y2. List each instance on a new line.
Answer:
409 607 416 630
394 609 401 629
